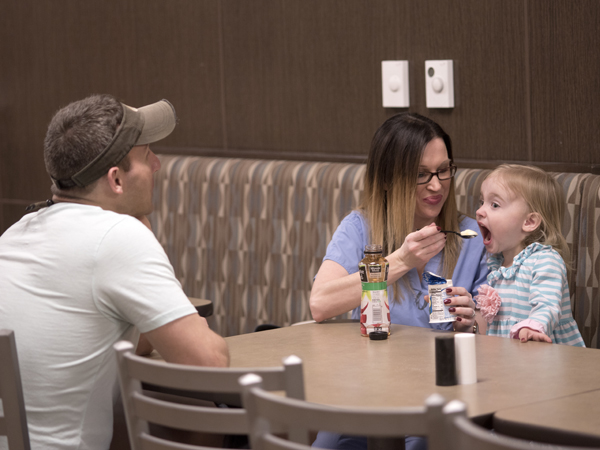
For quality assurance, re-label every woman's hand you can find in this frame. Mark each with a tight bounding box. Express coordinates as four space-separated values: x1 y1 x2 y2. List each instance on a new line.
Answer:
445 286 477 333
389 223 446 274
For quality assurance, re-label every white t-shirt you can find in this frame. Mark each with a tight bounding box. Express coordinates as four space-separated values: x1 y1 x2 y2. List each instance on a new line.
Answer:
0 203 197 450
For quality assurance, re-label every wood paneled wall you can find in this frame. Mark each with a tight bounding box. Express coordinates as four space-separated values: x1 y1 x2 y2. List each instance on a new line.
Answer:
1 0 599 233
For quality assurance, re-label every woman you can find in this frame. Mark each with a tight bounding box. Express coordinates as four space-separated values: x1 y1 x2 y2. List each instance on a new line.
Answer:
310 113 488 450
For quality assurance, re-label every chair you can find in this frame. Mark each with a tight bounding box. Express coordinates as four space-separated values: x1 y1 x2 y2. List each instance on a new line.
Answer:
446 400 599 450
0 330 31 450
113 340 304 450
240 373 449 450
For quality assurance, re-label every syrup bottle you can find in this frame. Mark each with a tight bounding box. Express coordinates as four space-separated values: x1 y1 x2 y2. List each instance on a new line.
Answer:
359 245 390 338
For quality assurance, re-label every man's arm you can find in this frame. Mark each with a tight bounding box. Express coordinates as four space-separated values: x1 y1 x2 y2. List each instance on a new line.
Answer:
135 333 154 356
140 314 229 367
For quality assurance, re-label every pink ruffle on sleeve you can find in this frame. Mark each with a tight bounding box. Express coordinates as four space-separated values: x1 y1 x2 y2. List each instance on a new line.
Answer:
509 319 547 340
474 284 501 324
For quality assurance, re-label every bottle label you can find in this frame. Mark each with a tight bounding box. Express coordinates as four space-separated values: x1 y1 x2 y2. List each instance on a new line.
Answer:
358 264 368 282
359 250 389 336
360 283 390 336
361 282 388 291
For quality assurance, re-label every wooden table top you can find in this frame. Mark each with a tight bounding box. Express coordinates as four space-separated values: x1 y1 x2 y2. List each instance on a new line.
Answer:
493 390 600 446
225 320 600 418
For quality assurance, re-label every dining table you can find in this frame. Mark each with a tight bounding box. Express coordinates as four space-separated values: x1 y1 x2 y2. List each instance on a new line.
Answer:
147 318 600 446
492 389 600 446
224 319 600 426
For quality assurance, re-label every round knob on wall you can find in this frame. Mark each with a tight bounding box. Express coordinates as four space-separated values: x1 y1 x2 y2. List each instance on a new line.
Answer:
388 75 401 92
431 78 444 94
432 77 444 93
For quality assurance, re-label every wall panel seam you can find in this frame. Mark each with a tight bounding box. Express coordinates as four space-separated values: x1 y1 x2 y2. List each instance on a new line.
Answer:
217 0 228 150
524 0 533 161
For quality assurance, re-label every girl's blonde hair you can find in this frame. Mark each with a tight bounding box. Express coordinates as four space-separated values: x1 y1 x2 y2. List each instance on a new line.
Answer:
488 164 570 266
359 113 461 301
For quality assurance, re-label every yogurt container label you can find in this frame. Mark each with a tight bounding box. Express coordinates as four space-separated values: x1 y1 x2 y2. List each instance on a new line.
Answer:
424 271 456 323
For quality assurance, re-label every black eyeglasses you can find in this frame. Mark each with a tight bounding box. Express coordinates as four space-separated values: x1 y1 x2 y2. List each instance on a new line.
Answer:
416 165 457 185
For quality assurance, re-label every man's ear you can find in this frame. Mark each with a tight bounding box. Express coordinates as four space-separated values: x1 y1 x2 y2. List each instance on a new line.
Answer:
106 167 124 194
523 212 542 233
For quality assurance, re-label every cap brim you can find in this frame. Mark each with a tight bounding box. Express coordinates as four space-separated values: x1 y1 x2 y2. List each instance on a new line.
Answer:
135 99 177 146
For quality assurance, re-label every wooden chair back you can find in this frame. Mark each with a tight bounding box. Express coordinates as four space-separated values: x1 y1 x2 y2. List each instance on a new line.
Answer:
240 373 449 450
0 330 31 450
446 400 599 450
114 341 304 450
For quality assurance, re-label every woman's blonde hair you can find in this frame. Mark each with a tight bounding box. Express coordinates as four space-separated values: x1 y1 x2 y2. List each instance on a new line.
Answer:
359 113 461 301
487 164 570 266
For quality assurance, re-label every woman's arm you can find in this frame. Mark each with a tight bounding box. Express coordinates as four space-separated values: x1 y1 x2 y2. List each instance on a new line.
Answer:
309 261 363 322
310 223 446 322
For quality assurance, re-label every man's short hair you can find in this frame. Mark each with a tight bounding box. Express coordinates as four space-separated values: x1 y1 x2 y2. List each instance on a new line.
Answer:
44 94 176 189
44 94 123 187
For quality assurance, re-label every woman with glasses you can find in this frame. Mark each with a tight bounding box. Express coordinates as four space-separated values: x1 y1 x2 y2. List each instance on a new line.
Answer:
310 111 487 331
310 112 487 449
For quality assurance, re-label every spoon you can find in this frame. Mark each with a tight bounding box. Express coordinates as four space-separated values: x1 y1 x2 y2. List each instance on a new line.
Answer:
440 229 478 239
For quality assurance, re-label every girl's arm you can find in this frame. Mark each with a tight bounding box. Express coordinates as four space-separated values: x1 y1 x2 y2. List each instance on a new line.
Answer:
510 250 565 342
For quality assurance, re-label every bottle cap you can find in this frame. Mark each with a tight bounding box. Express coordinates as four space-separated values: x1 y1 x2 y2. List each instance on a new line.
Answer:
369 331 388 340
364 244 383 253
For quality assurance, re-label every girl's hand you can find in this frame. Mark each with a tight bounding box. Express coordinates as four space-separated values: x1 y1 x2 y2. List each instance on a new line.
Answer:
391 223 446 271
445 286 477 333
518 327 553 343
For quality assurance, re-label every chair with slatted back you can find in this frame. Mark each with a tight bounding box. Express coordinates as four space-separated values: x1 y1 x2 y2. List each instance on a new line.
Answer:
0 330 31 450
444 400 600 450
240 373 450 450
113 341 304 450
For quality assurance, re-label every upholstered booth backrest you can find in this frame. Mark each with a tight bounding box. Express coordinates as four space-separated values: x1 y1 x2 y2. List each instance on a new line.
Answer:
150 156 365 337
150 155 600 347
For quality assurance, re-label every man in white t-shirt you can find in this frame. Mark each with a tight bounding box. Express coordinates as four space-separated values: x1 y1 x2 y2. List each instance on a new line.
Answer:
0 94 229 450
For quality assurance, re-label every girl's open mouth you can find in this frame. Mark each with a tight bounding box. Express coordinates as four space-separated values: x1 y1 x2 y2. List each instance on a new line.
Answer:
478 222 492 245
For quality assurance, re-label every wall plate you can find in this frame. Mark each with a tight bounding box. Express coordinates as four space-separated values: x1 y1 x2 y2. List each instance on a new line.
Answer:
425 60 454 108
382 61 409 108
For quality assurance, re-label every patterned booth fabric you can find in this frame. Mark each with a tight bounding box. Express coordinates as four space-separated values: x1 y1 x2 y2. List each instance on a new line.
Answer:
150 155 600 347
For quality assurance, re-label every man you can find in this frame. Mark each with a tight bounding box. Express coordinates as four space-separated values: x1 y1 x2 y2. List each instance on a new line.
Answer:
0 94 229 450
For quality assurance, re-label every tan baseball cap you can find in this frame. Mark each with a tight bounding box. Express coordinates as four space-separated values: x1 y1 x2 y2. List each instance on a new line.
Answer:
51 99 176 189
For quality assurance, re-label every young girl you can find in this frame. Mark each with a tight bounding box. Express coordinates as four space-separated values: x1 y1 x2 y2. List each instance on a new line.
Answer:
475 164 584 346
